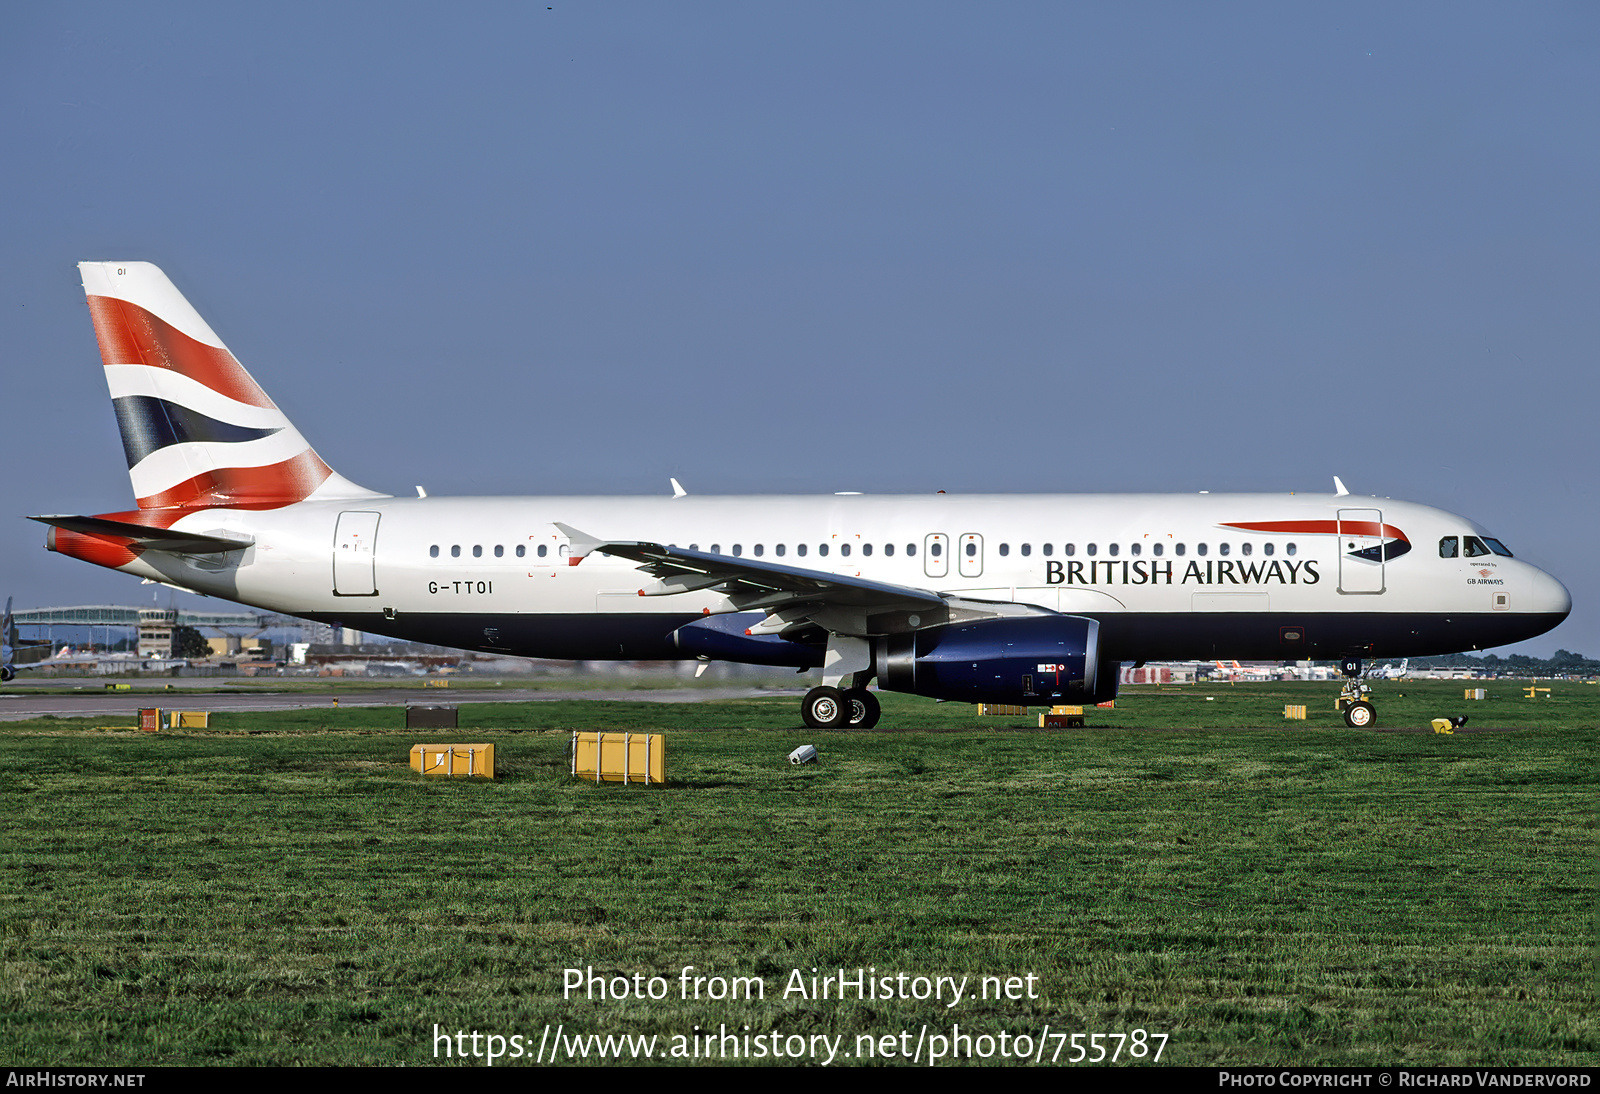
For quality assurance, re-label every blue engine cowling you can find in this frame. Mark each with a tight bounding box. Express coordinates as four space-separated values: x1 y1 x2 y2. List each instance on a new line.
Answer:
875 615 1116 706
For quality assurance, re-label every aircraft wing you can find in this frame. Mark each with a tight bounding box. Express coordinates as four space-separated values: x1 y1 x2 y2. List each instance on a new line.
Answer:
555 523 946 636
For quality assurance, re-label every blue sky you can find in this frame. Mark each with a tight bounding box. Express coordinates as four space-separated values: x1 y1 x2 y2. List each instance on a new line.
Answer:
3 3 1595 657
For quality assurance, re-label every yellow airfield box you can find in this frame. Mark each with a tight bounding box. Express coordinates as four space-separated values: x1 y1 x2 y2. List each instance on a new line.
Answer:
172 711 210 728
571 731 665 786
1284 705 1308 720
1039 706 1086 728
138 708 162 733
977 704 1027 716
410 743 495 778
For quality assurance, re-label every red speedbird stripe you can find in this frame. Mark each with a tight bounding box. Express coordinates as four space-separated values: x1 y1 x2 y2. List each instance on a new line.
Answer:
86 295 277 409
1221 520 1410 543
134 451 333 511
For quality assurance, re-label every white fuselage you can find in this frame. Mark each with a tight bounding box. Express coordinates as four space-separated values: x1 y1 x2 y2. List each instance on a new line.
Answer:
105 490 1571 664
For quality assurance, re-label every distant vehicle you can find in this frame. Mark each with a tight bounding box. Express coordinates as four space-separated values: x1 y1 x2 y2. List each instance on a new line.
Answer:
31 262 1572 727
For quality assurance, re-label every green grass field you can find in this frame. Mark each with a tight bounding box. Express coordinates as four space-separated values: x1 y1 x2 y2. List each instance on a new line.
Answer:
1 680 1593 1066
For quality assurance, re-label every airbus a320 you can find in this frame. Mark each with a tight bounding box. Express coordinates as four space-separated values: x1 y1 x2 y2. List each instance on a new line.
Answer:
31 262 1571 727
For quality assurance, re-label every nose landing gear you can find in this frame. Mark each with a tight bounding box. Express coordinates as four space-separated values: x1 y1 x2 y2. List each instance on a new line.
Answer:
1337 657 1377 727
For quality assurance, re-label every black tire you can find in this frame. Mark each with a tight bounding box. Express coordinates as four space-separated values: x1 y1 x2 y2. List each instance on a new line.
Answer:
0 665 13 683
1343 700 1376 728
802 686 849 729
845 689 881 728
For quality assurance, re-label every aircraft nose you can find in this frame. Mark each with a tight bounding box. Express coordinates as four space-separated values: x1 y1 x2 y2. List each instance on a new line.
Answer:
1530 566 1572 620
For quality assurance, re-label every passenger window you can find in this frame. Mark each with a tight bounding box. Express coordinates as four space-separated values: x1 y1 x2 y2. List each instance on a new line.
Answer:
776 544 785 557
754 544 763 557
1042 543 1053 557
1130 543 1140 556
905 543 916 557
965 541 976 557
797 544 807 557
1108 543 1119 557
1240 542 1251 556
1197 543 1208 556
999 543 1010 557
538 544 547 557
1087 543 1097 556
1152 543 1163 556
494 545 504 558
862 543 872 556
840 543 851 557
1464 536 1491 558
1021 543 1031 557
451 545 461 558
516 545 525 558
1262 542 1273 557
1218 543 1229 557
819 544 829 557
473 545 483 558
1439 537 1458 558
429 545 439 558
884 543 894 557
1286 543 1297 556
711 544 721 555
1065 543 1075 556
930 542 941 557
1175 543 1186 556
732 544 742 557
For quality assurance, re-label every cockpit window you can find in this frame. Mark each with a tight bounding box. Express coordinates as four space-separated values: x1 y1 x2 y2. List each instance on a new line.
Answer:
1439 537 1458 558
1463 536 1492 558
1482 538 1513 557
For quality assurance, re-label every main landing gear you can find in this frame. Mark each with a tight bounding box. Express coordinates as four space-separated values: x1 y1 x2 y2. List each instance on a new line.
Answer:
801 635 882 728
1337 656 1377 728
800 685 881 729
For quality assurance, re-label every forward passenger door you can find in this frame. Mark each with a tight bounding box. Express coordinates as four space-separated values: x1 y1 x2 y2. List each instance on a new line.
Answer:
1337 508 1385 595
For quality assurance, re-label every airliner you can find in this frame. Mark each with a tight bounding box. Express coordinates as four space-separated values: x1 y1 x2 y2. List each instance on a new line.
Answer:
31 262 1571 728
1 598 17 682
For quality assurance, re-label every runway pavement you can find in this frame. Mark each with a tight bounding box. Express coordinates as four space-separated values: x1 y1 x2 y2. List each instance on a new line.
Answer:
0 684 801 722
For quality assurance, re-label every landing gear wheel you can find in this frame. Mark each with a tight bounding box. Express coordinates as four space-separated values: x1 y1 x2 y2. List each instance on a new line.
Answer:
844 689 881 728
802 686 850 729
1343 700 1376 728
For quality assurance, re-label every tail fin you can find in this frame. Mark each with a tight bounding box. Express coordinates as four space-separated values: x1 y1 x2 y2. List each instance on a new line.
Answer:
79 262 384 511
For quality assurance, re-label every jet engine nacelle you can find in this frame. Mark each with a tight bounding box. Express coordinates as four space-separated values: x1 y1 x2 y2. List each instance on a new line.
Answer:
875 615 1117 706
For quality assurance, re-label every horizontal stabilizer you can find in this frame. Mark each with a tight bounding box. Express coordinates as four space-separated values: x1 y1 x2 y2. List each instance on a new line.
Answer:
30 515 254 554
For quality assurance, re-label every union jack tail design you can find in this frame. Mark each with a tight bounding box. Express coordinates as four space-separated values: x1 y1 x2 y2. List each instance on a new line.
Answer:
79 262 383 513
